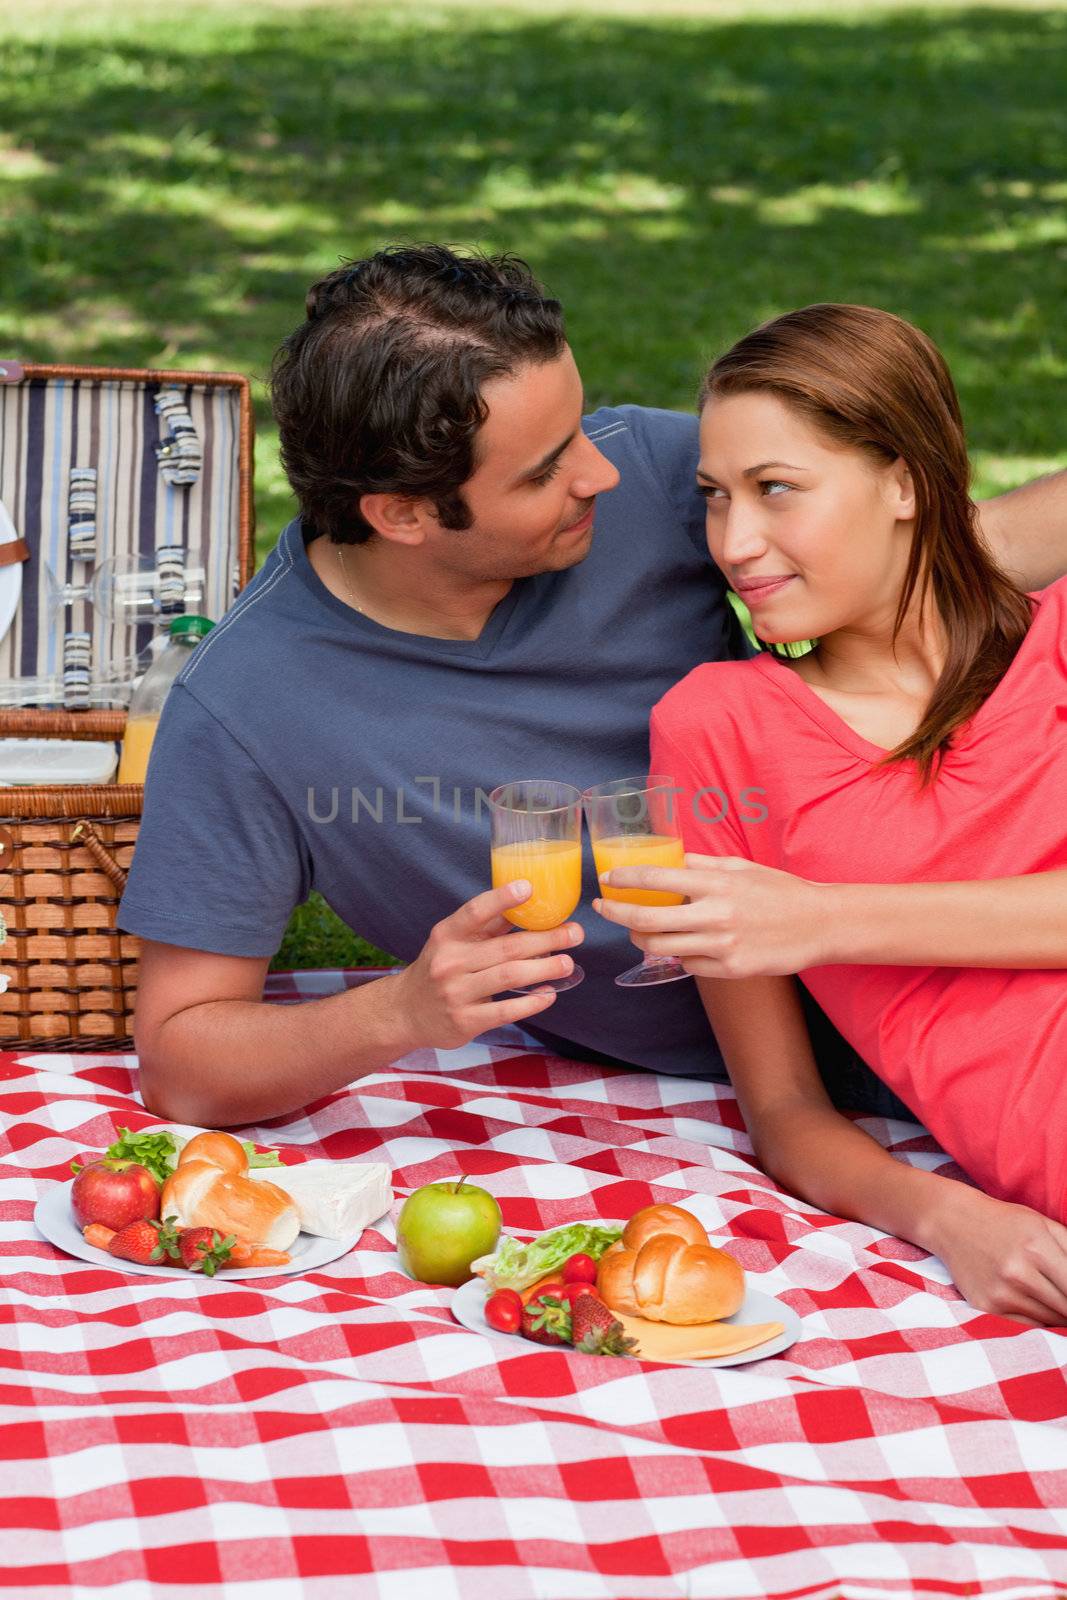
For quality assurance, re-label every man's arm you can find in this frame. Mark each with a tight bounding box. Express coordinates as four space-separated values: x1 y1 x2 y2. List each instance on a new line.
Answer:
135 944 431 1127
135 882 582 1126
977 469 1067 590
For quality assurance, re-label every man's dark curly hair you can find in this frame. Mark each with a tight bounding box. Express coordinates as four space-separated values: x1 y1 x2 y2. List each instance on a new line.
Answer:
270 244 568 544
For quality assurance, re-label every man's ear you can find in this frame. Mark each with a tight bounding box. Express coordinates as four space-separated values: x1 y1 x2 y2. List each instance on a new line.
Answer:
358 493 434 546
888 457 916 521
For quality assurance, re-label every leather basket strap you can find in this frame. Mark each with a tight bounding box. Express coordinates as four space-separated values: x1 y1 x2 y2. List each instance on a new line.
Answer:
0 539 29 567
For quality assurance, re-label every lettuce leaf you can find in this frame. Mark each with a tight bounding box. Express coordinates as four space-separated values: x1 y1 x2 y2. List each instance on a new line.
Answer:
243 1142 282 1169
70 1127 282 1183
472 1222 622 1292
70 1126 184 1184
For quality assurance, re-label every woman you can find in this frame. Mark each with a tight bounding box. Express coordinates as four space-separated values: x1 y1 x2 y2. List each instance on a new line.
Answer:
594 304 1067 1325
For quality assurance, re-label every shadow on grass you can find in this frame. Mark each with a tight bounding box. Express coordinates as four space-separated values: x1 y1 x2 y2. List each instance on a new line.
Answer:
1 4 1063 964
3 7 1064 459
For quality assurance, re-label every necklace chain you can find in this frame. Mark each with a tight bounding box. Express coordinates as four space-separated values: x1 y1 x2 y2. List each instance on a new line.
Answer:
336 544 363 615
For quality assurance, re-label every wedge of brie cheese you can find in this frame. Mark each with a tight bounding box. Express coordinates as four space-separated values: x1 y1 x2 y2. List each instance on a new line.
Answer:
249 1161 392 1240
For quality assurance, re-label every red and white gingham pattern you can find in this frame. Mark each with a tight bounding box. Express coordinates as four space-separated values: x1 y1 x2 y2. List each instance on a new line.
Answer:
2 968 1067 1599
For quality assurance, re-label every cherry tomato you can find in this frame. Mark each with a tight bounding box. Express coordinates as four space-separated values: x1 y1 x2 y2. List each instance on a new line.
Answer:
561 1253 598 1284
523 1280 565 1305
556 1280 599 1308
484 1289 524 1334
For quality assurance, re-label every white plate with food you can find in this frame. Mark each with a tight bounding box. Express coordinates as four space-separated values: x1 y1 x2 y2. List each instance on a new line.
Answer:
0 499 23 650
454 1204 802 1367
35 1121 393 1281
33 1185 366 1279
451 1275 800 1367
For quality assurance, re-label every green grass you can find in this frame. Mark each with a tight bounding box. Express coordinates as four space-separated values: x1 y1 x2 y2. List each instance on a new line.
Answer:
2 0 1064 966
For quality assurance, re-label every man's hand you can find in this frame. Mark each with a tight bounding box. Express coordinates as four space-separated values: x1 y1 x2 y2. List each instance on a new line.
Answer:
592 853 831 978
393 880 584 1051
929 1185 1067 1327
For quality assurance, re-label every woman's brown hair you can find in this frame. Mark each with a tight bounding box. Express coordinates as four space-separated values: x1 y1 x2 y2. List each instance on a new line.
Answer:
700 304 1034 786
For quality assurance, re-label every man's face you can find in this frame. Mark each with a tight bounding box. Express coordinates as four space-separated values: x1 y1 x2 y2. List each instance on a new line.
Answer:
422 347 621 581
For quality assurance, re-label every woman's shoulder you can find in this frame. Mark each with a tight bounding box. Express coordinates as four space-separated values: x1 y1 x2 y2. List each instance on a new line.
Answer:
1029 571 1067 611
652 658 769 741
1016 571 1067 661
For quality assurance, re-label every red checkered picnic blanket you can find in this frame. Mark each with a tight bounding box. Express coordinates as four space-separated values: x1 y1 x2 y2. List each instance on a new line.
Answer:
3 968 1067 1599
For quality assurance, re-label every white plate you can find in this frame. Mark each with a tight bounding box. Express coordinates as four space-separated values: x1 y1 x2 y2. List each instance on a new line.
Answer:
34 1185 374 1280
0 499 22 650
34 1118 385 1280
452 1274 801 1367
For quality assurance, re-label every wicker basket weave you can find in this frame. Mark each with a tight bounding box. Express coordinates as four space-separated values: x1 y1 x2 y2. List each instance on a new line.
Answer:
0 362 254 1050
0 779 142 1048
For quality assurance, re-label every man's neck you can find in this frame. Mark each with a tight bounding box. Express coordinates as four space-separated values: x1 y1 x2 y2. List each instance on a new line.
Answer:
306 534 512 641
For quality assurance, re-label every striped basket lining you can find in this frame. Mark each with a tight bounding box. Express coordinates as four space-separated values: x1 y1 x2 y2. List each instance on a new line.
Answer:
0 366 253 1047
0 378 243 684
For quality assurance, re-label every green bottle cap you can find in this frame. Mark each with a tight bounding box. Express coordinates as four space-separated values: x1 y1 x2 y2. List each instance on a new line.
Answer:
168 614 214 639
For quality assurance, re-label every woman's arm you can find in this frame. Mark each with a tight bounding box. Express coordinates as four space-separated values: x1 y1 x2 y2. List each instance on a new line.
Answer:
698 971 961 1244
826 869 1067 968
695 972 1067 1325
595 858 1067 972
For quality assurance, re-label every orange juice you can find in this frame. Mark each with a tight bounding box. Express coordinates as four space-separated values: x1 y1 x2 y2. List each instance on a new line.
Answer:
593 834 685 905
116 715 160 785
491 839 583 930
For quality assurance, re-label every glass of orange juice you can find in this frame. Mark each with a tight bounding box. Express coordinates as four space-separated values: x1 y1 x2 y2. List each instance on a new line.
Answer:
582 774 691 988
488 780 585 992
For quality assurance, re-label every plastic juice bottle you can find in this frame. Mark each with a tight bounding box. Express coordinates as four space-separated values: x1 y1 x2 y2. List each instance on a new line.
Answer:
117 615 213 784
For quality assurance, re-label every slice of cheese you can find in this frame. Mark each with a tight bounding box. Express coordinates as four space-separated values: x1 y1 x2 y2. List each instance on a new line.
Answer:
249 1161 392 1240
613 1310 784 1362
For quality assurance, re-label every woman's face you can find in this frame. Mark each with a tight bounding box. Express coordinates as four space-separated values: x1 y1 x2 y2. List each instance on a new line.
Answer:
698 391 916 646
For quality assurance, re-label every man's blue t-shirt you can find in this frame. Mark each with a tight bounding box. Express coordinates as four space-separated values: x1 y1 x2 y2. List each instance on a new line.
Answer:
119 405 828 1086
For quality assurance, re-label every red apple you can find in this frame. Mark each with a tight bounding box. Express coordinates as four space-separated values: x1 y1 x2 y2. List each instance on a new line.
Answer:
70 1160 161 1231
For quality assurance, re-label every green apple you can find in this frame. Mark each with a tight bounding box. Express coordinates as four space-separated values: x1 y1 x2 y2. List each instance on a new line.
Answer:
397 1176 502 1287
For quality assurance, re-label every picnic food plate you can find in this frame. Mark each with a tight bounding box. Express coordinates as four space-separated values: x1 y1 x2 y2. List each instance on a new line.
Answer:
0 499 22 648
35 1119 389 1280
451 1268 802 1367
33 1185 375 1280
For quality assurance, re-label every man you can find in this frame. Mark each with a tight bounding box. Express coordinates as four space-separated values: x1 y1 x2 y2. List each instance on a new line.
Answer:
120 245 1067 1127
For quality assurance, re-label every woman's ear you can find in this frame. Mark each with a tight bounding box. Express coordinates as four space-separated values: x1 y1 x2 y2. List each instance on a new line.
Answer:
887 457 916 521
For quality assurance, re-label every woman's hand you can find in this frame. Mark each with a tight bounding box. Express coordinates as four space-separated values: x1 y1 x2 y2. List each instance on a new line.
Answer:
929 1185 1067 1326
592 853 835 978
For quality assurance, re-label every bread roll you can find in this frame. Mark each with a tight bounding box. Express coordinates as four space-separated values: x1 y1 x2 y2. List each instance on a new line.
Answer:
598 1232 744 1325
161 1159 300 1250
178 1130 248 1174
620 1204 708 1251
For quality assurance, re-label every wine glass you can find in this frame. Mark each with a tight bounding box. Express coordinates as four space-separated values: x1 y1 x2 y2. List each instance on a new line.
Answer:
0 645 157 708
0 643 157 707
488 780 585 992
583 774 691 988
45 549 207 626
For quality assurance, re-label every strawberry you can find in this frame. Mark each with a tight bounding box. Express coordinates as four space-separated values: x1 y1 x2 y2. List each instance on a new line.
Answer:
570 1294 640 1358
520 1292 572 1346
177 1227 236 1276
108 1217 179 1267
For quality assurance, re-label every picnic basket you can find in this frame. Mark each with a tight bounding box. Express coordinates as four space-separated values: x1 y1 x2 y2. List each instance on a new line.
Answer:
0 361 255 1049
